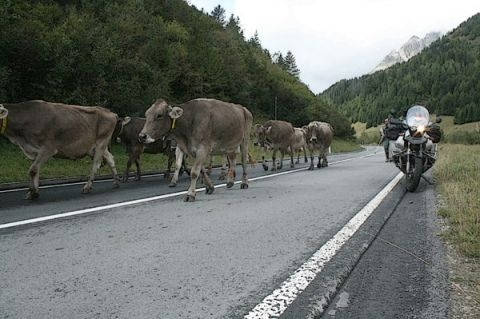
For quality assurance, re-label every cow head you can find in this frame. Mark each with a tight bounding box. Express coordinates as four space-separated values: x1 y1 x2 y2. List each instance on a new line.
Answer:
114 116 131 143
255 125 272 148
139 99 183 144
0 104 8 119
306 122 319 143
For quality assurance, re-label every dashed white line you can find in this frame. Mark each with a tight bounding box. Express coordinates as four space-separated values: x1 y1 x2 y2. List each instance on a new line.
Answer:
244 171 404 318
0 152 378 230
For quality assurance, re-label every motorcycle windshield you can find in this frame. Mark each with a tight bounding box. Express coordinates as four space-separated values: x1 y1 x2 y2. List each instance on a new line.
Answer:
406 105 430 128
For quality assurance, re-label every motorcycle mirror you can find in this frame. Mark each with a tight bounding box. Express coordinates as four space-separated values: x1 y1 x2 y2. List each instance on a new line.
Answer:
435 117 442 124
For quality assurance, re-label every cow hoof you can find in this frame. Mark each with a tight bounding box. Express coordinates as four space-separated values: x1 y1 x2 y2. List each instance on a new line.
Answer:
241 183 248 189
295 161 299 164
262 164 268 171
206 186 215 195
317 164 322 169
163 173 171 180
226 181 234 188
82 187 92 194
324 163 329 167
25 191 39 200
308 166 314 171
169 182 177 188
290 164 295 168
184 195 195 202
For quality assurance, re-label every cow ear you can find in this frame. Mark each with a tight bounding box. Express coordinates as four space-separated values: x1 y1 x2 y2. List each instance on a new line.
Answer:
169 106 183 119
266 126 272 134
122 116 131 125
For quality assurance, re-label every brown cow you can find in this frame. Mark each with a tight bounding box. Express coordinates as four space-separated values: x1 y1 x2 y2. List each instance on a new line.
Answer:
305 121 334 170
0 100 119 199
256 120 295 171
291 127 308 164
139 98 253 202
116 116 188 182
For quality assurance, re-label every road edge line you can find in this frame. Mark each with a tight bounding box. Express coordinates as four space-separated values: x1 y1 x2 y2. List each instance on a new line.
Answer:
244 172 404 319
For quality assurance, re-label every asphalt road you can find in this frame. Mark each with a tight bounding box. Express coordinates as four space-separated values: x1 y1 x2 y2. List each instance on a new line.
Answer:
321 173 449 319
0 147 448 318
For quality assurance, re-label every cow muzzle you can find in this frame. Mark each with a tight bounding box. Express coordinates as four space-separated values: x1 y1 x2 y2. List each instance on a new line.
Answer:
310 137 317 143
138 133 155 144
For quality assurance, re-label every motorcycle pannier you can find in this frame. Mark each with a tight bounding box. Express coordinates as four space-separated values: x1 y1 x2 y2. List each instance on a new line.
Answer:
428 124 442 143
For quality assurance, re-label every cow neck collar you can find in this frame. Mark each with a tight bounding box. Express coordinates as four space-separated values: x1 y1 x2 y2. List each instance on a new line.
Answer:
0 116 7 135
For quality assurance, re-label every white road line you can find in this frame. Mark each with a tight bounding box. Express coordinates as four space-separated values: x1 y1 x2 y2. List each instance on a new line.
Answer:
244 171 404 319
0 150 373 194
0 152 379 230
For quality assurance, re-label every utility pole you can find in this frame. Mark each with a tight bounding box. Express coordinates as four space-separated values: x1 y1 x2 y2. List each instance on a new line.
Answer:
274 96 277 120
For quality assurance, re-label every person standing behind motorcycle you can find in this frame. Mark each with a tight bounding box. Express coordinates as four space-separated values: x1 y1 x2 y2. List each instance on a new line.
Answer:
379 119 390 162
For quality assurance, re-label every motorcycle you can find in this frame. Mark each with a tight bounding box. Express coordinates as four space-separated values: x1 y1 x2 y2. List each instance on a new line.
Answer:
388 105 442 192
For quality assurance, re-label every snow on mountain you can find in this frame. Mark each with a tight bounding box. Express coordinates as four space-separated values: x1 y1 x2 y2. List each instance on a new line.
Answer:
371 32 442 73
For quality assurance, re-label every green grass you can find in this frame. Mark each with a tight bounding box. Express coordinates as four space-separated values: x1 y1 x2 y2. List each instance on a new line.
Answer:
438 116 480 144
434 144 480 304
0 137 361 184
434 144 480 258
331 138 363 153
0 138 168 184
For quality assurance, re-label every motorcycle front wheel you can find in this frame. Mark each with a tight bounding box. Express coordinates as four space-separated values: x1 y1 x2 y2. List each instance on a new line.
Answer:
406 156 423 192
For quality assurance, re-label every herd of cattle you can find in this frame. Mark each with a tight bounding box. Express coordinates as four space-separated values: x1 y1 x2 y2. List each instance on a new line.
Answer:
0 99 333 202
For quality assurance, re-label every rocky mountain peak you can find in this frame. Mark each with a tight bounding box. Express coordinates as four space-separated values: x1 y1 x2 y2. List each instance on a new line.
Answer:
371 32 442 73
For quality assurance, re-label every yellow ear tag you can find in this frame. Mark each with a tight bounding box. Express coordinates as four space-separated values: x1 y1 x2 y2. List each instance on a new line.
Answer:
171 118 176 130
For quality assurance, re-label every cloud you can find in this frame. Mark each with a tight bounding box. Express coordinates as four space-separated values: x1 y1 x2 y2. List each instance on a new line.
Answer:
190 0 480 92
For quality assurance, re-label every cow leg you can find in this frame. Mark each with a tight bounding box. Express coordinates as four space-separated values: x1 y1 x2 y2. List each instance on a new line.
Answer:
103 149 120 188
317 154 322 168
185 147 209 202
303 147 308 163
218 156 227 180
271 149 278 171
206 155 213 176
26 148 55 200
240 139 249 189
289 145 295 168
181 154 190 176
322 150 329 167
165 149 174 180
277 151 284 170
308 146 315 170
123 155 132 183
201 167 215 195
262 155 268 171
225 152 236 188
83 145 107 194
135 157 142 180
169 147 184 187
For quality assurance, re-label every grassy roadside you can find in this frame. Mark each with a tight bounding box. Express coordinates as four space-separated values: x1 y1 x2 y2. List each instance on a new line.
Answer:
0 137 362 184
434 144 480 304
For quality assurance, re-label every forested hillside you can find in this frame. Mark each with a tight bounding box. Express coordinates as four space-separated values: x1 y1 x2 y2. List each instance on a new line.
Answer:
321 13 480 127
0 0 353 136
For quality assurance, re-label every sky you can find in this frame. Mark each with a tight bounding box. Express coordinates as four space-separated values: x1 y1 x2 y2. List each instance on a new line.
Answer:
189 0 480 93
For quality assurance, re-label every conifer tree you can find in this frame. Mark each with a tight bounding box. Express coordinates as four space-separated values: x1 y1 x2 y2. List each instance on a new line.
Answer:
285 50 300 78
210 4 225 26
